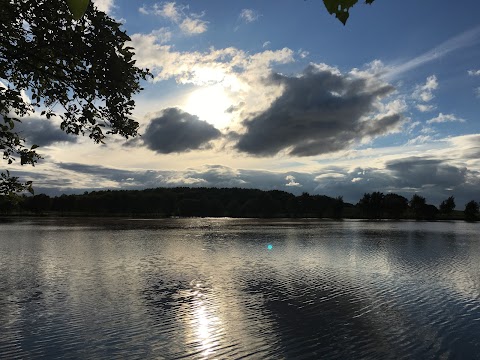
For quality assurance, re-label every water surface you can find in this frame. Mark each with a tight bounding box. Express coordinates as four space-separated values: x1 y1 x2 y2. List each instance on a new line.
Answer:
1 218 479 359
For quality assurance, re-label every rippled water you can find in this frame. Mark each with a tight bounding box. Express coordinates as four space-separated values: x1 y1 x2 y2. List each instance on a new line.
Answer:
1 218 479 359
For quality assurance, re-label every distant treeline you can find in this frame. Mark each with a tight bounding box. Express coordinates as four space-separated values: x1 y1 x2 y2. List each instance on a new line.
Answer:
0 188 478 221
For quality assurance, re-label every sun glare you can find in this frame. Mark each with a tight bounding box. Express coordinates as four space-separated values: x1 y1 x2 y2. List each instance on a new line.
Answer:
184 85 234 129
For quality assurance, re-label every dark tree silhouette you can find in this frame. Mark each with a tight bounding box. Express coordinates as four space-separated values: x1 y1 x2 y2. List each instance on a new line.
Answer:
464 200 479 222
332 196 344 219
409 194 426 220
357 192 384 219
439 196 455 215
383 193 408 219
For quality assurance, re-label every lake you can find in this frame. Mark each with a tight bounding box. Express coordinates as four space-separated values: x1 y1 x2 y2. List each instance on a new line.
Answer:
0 218 479 359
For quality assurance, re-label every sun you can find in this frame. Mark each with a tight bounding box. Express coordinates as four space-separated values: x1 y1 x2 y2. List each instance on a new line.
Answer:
183 85 234 129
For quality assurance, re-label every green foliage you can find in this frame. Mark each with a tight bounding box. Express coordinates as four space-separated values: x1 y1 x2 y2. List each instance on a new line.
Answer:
464 200 479 222
322 0 375 25
0 0 149 194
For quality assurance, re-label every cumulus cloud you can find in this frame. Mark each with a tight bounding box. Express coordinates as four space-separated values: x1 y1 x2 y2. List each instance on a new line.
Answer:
426 113 465 124
239 9 261 23
468 69 480 76
179 17 208 34
235 64 403 156
15 118 77 147
92 0 115 14
139 2 208 35
285 175 301 187
141 108 221 154
129 32 295 118
412 75 438 103
129 31 294 85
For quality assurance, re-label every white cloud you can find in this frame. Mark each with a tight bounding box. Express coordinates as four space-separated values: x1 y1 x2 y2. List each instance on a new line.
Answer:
139 2 208 35
262 41 271 48
285 175 301 187
297 49 309 59
148 28 173 44
240 9 261 23
158 2 182 21
407 121 421 133
468 69 480 76
314 173 345 180
130 31 295 118
416 104 436 112
179 17 208 34
475 87 480 98
427 113 465 124
406 135 432 145
92 0 115 14
412 75 438 102
130 31 294 84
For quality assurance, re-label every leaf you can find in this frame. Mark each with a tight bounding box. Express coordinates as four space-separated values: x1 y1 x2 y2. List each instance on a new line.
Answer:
31 144 39 150
322 0 374 25
66 0 90 20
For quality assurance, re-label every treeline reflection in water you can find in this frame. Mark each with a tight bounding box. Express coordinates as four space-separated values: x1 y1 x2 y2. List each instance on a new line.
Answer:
0 218 479 359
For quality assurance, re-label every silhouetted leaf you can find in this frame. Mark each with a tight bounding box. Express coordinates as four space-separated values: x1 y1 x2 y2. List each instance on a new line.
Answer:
66 0 90 20
322 0 375 24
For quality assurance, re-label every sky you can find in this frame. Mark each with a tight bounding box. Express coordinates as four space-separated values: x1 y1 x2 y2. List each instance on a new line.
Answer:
9 0 480 207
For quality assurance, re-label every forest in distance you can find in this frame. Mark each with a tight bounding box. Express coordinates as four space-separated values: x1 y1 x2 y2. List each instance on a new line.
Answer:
0 187 478 221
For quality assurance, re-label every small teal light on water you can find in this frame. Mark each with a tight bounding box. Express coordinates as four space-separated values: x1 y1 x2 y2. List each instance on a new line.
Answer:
267 244 273 250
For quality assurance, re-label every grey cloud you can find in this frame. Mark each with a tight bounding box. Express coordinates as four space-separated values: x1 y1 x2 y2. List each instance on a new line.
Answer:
225 102 245 113
386 157 467 188
235 65 402 156
314 158 473 207
14 118 77 147
21 156 480 209
58 163 162 188
142 108 221 153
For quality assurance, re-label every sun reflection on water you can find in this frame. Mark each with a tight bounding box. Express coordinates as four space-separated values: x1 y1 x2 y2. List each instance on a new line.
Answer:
188 282 222 358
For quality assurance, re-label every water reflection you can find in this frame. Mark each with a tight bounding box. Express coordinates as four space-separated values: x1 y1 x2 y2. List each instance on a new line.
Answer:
0 218 479 358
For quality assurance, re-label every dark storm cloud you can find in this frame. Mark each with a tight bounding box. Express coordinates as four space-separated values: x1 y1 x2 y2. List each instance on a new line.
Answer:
386 157 467 188
141 108 221 153
235 65 402 156
14 117 77 146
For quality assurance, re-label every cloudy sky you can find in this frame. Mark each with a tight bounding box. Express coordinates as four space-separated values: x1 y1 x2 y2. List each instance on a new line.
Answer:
10 0 480 207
